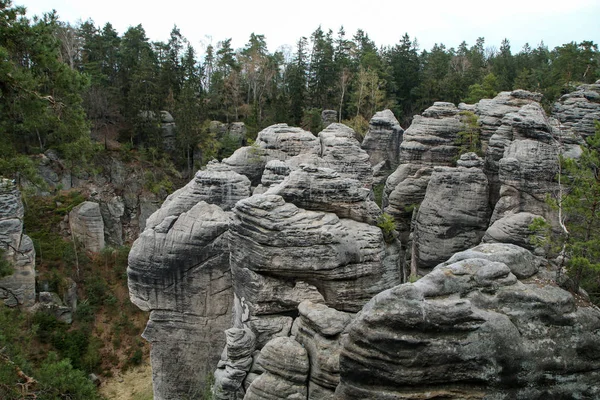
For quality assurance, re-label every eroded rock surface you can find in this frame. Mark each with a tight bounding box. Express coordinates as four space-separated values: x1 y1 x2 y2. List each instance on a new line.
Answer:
337 243 600 399
129 201 233 399
361 109 404 167
412 154 491 273
244 337 309 400
0 180 35 307
383 102 462 242
230 194 400 315
223 124 320 185
266 165 380 224
69 201 105 253
291 301 352 398
552 80 600 139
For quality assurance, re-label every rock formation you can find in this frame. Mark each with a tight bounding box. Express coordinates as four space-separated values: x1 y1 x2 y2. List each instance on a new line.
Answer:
321 110 338 126
128 163 251 399
336 243 600 399
128 84 600 399
129 201 233 399
0 179 35 307
552 80 600 139
69 201 105 253
266 165 380 224
361 109 404 167
383 102 463 245
223 124 320 185
411 153 491 274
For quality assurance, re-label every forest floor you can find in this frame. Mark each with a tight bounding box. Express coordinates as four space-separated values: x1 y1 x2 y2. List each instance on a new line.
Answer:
100 361 153 400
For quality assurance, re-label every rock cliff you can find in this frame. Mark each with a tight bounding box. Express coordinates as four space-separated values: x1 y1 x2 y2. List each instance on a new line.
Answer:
128 85 600 399
0 179 35 307
336 243 600 399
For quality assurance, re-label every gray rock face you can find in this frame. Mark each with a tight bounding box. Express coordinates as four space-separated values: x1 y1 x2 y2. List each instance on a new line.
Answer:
229 122 248 141
291 301 352 398
475 90 544 144
318 124 373 187
412 157 491 273
337 243 600 399
383 103 463 244
483 98 560 206
492 139 559 223
361 109 404 167
552 80 600 139
128 201 234 400
382 164 431 239
145 161 251 229
223 124 320 185
230 194 400 315
321 110 338 126
37 291 72 323
266 165 381 224
483 212 542 252
253 160 291 195
244 337 309 400
0 180 35 307
98 195 125 246
214 327 257 399
69 201 105 253
224 123 373 191
399 102 462 166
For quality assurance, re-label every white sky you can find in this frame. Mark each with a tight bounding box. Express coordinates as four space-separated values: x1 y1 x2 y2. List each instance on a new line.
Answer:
16 0 600 56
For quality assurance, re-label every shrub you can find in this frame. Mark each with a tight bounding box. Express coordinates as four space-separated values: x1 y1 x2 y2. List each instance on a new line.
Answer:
376 213 397 243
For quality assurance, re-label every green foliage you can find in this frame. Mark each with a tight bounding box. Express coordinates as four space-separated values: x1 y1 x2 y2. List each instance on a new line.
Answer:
0 3 91 183
463 73 499 103
456 110 482 156
342 115 369 139
376 213 397 243
0 248 14 278
218 132 243 161
301 108 323 133
23 191 87 269
531 122 600 304
372 183 385 207
36 352 101 400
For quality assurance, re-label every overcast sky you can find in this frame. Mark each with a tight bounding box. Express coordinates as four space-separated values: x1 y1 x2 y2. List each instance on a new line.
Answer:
16 0 600 56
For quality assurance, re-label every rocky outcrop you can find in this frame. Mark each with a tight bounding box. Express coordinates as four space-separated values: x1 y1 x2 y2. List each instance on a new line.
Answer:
230 194 400 315
253 160 291 195
483 99 561 207
128 163 250 400
223 124 320 185
129 201 233 400
266 165 380 224
475 90 543 144
361 109 404 167
337 243 600 399
0 179 35 307
244 337 309 400
412 153 491 274
98 195 125 246
398 102 462 166
291 301 352 398
383 102 463 242
69 201 105 253
214 328 256 400
491 139 559 224
145 161 251 229
223 123 373 192
317 123 374 187
321 110 338 126
482 212 542 252
552 80 600 139
37 291 72 323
